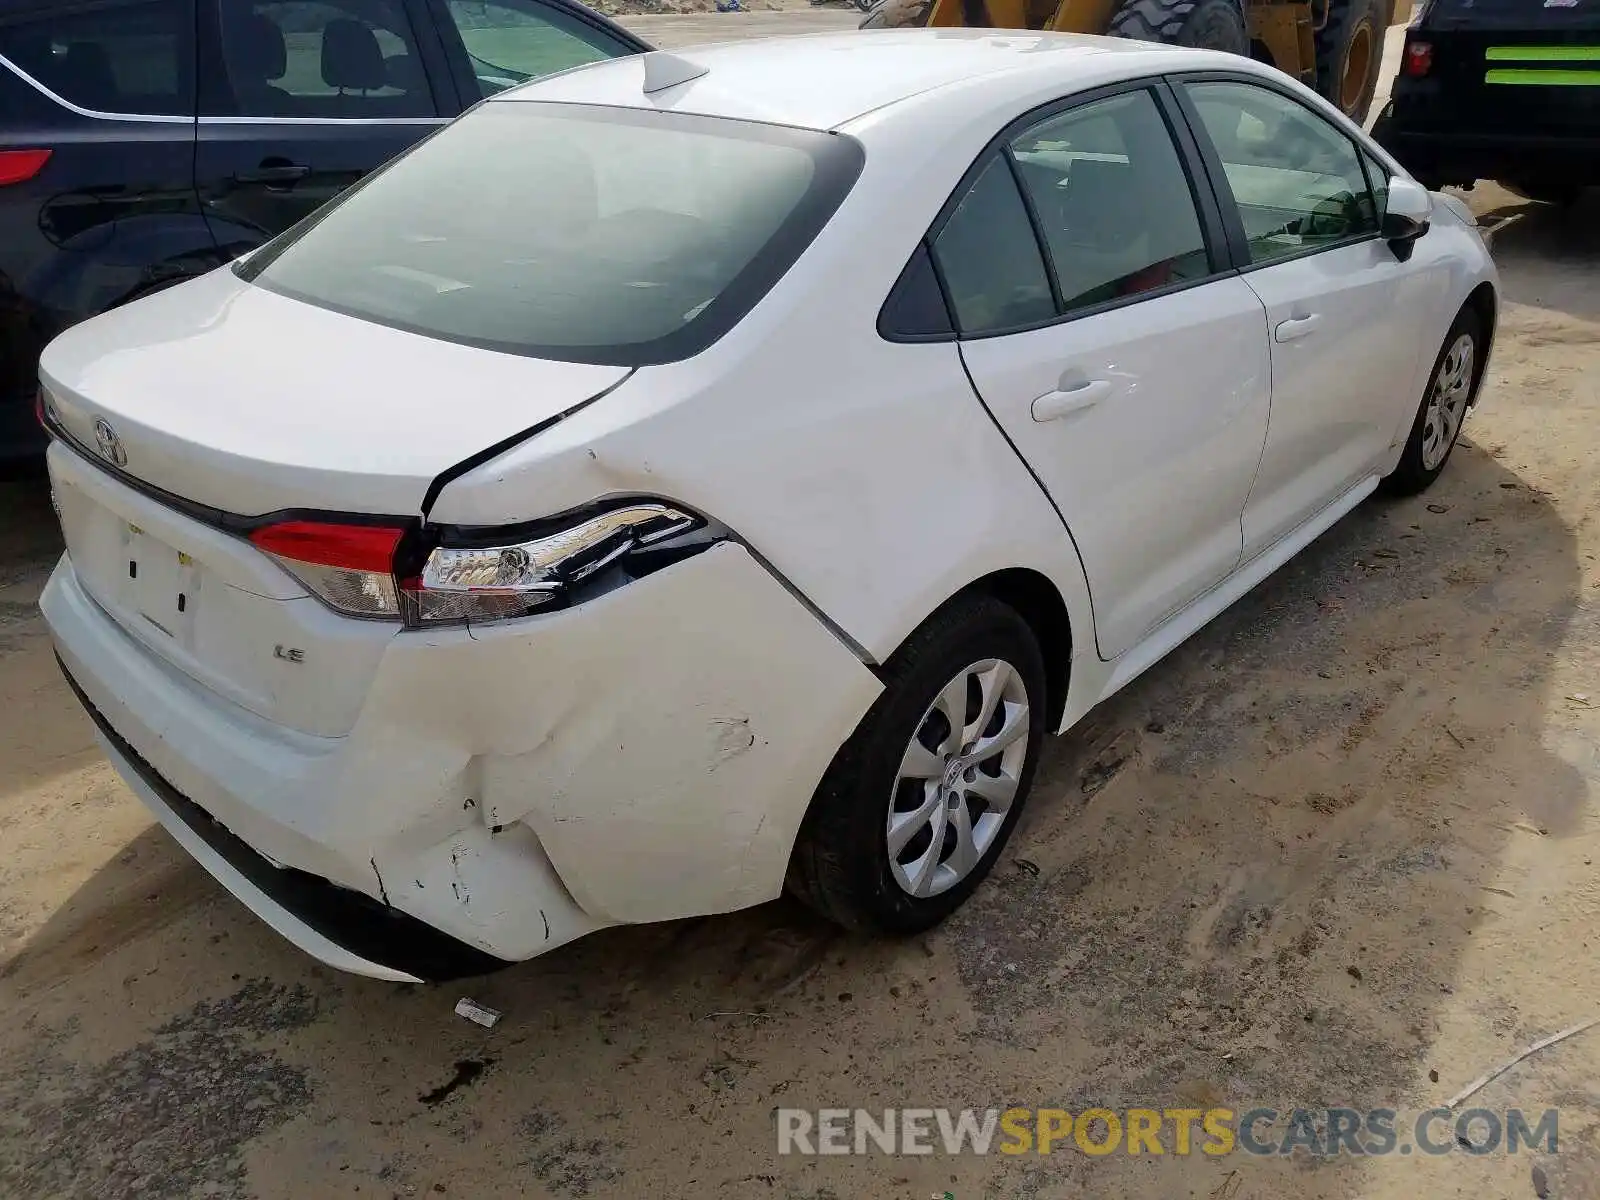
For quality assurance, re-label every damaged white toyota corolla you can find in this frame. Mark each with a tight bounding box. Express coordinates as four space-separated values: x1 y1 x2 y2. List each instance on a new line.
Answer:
39 32 1497 981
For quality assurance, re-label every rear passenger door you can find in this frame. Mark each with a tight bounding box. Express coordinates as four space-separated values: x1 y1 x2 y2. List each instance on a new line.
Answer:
947 85 1273 661
194 0 457 256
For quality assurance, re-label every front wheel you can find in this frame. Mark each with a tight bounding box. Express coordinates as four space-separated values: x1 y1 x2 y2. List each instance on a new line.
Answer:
787 595 1048 935
1381 309 1484 496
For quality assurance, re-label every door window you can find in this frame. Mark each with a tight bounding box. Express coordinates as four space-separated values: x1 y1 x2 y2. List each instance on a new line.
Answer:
442 0 628 97
931 157 1056 336
1359 147 1390 221
1183 80 1379 265
213 0 435 117
1009 89 1214 314
0 0 193 116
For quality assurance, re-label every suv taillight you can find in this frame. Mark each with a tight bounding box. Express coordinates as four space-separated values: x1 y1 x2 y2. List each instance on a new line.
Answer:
0 149 52 187
1404 40 1434 77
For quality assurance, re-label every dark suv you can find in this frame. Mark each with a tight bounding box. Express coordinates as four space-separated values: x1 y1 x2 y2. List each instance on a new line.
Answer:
1373 0 1599 204
0 0 648 466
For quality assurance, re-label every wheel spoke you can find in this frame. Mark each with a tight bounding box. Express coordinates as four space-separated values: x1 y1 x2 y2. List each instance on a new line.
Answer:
965 767 1019 812
888 785 942 857
967 661 1012 748
946 799 979 880
899 739 944 781
970 701 1028 762
932 674 969 756
907 805 948 896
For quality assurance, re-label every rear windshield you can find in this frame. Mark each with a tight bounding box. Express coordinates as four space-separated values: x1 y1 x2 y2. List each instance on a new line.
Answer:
1428 0 1600 28
237 101 864 365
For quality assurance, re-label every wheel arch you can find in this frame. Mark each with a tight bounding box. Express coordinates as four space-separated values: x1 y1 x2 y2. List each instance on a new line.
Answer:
1464 280 1497 397
947 567 1075 731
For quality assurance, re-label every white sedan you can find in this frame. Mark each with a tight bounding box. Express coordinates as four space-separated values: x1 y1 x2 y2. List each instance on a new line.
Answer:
37 31 1497 982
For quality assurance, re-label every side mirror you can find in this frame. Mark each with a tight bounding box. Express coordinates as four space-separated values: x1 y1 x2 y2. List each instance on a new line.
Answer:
1382 176 1433 261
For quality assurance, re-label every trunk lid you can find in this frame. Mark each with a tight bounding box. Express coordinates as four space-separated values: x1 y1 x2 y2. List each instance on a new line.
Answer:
38 266 631 519
40 268 628 736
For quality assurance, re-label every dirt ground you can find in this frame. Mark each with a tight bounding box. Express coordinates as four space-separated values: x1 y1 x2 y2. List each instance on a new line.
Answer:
2 82 1599 1200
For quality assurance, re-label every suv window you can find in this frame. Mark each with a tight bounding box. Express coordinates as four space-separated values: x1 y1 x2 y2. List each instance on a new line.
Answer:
443 0 627 98
1010 89 1213 314
214 0 434 117
1184 80 1379 265
0 0 193 116
932 157 1056 336
1429 0 1600 28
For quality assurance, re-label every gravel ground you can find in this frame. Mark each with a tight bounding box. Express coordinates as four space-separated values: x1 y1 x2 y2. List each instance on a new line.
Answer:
1 23 1597 1200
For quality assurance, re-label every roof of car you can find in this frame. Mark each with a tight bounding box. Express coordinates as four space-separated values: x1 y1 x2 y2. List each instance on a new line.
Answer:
497 29 1226 131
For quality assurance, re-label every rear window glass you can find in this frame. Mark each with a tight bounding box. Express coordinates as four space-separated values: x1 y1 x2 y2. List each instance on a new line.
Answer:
1429 0 1600 27
237 102 864 365
0 0 192 116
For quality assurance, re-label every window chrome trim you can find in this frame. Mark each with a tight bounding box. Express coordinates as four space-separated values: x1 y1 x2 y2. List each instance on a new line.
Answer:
1 52 446 126
196 116 445 125
0 51 192 123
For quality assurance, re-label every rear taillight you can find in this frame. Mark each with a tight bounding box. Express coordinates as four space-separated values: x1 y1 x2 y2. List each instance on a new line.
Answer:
1404 40 1433 77
249 520 407 620
248 503 718 628
403 504 704 627
0 148 52 187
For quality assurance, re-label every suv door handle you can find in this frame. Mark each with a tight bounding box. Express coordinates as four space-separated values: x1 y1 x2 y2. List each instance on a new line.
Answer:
1275 313 1321 343
1031 378 1112 423
234 162 311 187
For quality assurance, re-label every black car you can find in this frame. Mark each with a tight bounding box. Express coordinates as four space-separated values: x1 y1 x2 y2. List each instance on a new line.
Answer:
0 0 648 466
1373 0 1600 204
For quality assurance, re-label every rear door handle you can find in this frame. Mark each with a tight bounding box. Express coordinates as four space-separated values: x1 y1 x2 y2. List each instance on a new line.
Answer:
1031 378 1112 423
1275 313 1321 343
234 163 311 186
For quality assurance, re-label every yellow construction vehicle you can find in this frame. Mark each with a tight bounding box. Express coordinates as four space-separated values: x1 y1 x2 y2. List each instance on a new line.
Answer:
860 0 1412 124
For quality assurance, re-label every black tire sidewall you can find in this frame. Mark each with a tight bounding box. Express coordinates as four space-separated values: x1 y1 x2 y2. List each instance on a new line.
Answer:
1178 0 1247 53
1383 308 1484 495
1316 0 1387 121
794 598 1048 934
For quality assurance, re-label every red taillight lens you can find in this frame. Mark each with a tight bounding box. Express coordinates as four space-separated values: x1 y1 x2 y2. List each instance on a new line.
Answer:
1404 40 1433 77
0 148 52 187
250 520 406 620
250 521 403 572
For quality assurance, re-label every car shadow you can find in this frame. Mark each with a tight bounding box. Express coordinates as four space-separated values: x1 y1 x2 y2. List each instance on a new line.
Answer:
0 436 1586 1195
1474 189 1600 321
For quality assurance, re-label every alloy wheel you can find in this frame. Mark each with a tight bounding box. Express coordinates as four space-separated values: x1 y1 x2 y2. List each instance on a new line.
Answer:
887 658 1030 898
1420 332 1475 470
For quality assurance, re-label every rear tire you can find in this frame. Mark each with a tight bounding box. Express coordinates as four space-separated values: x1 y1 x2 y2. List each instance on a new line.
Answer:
1314 0 1388 122
787 595 1048 935
1107 0 1249 54
1381 308 1484 496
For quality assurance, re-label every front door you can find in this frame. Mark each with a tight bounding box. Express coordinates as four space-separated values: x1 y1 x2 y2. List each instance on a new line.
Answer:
194 0 456 256
1178 78 1432 559
944 86 1273 660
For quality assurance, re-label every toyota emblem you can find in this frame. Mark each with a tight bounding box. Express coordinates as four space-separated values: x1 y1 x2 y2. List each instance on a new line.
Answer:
92 417 126 467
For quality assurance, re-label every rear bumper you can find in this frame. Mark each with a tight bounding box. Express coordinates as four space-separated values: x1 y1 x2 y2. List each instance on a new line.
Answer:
1377 115 1600 185
42 514 880 979
62 660 502 983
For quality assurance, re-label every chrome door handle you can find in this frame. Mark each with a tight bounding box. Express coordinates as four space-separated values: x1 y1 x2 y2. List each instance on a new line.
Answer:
1031 379 1112 423
1275 313 1321 342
